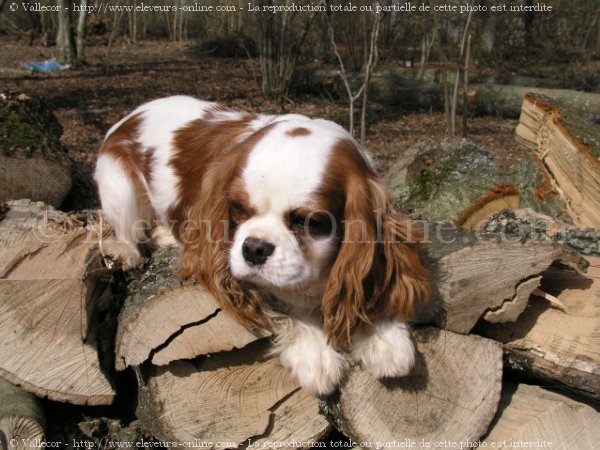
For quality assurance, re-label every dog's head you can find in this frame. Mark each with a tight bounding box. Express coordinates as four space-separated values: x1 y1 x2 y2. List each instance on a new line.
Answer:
180 118 430 344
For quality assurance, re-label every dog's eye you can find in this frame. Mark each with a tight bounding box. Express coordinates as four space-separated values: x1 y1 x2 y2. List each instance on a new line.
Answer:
289 213 308 231
230 202 249 223
288 212 332 236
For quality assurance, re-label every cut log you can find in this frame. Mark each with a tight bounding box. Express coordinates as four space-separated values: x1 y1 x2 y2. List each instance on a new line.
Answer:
115 248 269 371
0 200 115 405
0 91 72 207
483 276 541 323
136 341 330 448
115 229 586 374
516 93 600 228
468 84 600 122
302 69 600 121
415 225 586 334
478 256 600 400
0 378 45 450
324 328 502 447
384 138 565 226
483 382 600 448
114 230 583 445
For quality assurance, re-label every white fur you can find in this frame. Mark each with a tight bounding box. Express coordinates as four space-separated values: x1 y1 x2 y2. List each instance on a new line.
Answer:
351 320 416 379
95 154 153 268
229 120 343 295
271 318 348 396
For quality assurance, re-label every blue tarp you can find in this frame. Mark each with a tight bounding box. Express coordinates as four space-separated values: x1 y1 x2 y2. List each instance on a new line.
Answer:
22 58 69 72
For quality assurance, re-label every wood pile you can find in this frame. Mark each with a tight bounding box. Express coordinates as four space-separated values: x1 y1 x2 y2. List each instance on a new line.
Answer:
1 93 599 449
1 197 598 448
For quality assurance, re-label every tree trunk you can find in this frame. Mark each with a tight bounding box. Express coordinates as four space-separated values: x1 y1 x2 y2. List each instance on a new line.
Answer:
0 90 72 208
415 225 585 334
515 93 600 228
479 14 497 58
256 0 315 97
56 0 76 65
113 232 585 380
114 248 268 371
0 200 115 405
109 225 587 446
0 199 595 445
75 0 88 60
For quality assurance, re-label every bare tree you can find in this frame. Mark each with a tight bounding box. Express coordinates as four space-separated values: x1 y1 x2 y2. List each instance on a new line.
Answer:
326 7 382 143
56 0 76 65
450 9 473 137
432 8 451 134
255 0 317 97
76 0 88 60
432 1 472 137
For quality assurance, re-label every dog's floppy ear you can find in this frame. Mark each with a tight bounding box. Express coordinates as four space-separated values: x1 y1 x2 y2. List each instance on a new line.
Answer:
179 154 271 332
322 160 430 346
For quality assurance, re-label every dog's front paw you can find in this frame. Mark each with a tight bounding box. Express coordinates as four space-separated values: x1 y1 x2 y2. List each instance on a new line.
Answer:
99 238 147 270
351 321 415 379
280 344 347 396
273 321 347 396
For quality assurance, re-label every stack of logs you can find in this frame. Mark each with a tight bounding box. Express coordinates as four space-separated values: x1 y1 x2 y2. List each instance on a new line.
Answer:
1 94 600 449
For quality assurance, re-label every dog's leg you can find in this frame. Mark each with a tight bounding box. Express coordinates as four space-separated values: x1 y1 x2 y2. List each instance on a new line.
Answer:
271 317 347 396
95 155 153 269
351 319 415 379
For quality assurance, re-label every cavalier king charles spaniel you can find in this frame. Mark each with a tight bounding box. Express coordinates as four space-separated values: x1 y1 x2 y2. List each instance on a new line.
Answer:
95 96 430 395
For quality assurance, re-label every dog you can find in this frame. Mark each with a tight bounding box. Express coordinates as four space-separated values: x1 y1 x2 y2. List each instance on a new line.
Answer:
94 96 430 395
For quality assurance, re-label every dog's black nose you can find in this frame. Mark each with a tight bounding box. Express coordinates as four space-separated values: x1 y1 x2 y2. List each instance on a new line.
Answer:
242 237 275 266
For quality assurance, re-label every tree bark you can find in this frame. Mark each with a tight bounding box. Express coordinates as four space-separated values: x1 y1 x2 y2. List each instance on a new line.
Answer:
0 90 72 208
75 0 88 60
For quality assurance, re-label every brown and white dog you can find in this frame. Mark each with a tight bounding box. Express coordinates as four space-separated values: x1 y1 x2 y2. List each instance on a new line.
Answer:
94 96 429 395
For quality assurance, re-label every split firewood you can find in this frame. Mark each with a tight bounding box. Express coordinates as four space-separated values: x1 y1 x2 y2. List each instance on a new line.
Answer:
114 227 582 446
323 328 503 447
516 93 600 228
0 378 45 450
0 200 115 405
483 382 600 447
114 248 269 370
414 225 586 334
114 230 584 373
135 341 330 448
478 256 600 400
